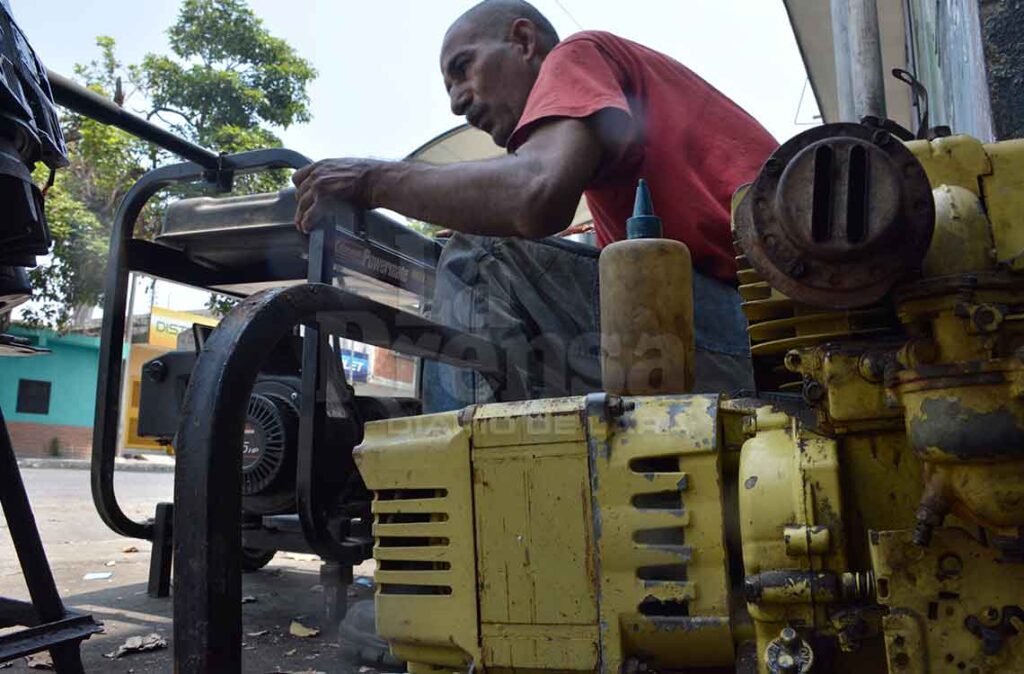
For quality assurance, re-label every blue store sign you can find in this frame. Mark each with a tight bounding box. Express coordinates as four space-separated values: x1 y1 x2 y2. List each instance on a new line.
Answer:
342 350 369 383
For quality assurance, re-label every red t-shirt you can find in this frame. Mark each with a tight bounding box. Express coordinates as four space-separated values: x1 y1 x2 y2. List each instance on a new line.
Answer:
508 31 778 283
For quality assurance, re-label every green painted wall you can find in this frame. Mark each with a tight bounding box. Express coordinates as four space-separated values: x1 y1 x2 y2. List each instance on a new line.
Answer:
0 326 100 427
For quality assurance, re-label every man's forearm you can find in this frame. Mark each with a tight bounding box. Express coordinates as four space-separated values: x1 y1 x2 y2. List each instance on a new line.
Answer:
367 154 571 238
293 118 603 236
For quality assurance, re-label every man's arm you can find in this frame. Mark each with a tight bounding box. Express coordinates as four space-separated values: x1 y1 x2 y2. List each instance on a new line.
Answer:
293 117 603 237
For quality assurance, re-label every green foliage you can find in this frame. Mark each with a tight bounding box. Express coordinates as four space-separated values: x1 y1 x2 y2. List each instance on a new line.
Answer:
141 0 315 146
206 293 239 318
21 0 315 330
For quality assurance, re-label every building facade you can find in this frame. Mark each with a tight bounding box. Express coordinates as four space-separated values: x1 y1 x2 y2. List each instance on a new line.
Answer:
0 318 416 458
0 325 100 459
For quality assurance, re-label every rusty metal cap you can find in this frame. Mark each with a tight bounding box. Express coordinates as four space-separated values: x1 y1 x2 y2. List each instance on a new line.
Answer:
734 123 935 309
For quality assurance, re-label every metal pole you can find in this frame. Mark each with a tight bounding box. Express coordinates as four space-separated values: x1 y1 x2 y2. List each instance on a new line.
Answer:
848 0 887 120
830 0 857 122
116 272 137 457
46 69 222 170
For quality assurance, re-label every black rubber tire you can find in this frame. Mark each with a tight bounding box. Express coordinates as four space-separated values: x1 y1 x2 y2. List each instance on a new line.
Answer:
241 547 276 572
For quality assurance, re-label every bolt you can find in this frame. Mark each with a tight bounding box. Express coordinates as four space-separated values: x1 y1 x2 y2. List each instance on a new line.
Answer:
872 129 890 146
780 627 799 649
742 415 757 436
913 505 945 547
984 607 1000 624
290 391 299 401
802 379 826 404
144 359 167 382
776 652 798 673
784 350 803 373
842 571 876 601
971 305 1002 332
858 352 886 382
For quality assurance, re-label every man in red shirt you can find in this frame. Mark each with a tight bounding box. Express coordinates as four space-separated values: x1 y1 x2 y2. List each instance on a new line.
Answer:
294 0 776 408
311 2 777 660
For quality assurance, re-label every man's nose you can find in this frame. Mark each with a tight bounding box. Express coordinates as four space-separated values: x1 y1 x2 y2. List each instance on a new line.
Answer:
450 86 472 116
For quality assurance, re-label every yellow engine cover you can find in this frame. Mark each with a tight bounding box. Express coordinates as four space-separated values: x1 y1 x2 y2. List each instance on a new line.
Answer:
354 394 732 673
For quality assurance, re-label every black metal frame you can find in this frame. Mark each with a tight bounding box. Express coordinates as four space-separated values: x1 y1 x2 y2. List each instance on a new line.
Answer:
90 147 312 546
82 142 510 674
0 406 102 671
52 66 510 671
172 277 506 671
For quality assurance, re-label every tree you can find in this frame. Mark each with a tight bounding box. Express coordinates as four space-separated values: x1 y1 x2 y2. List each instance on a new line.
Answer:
139 0 315 193
19 0 315 330
19 38 152 328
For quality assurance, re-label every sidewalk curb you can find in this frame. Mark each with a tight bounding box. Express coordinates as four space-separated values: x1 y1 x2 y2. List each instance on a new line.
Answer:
17 457 176 473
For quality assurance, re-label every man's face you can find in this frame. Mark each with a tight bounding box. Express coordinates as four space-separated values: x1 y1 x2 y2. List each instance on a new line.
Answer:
440 21 538 147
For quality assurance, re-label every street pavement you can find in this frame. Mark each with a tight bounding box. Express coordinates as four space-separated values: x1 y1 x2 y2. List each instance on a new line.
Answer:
0 468 378 673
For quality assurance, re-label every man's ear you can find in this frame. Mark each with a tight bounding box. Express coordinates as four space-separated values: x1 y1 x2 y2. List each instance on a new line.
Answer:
508 18 538 61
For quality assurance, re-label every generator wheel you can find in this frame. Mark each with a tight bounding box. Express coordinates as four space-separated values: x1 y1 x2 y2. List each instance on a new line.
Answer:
241 547 277 572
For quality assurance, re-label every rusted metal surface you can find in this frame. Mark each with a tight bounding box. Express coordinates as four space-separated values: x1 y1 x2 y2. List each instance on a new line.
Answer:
869 527 1024 670
734 123 935 309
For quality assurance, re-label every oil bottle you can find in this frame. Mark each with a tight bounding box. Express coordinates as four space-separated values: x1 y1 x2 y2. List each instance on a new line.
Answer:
599 179 695 395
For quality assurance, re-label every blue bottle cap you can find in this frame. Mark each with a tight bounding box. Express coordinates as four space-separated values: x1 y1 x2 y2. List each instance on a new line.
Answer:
626 179 662 239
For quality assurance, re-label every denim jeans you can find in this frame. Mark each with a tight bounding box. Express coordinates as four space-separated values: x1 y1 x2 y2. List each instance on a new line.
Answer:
422 233 753 413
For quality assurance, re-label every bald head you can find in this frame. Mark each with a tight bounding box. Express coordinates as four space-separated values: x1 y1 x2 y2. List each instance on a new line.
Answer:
440 0 561 146
446 0 560 56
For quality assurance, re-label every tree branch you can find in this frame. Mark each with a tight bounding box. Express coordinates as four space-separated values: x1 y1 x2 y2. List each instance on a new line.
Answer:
146 106 196 128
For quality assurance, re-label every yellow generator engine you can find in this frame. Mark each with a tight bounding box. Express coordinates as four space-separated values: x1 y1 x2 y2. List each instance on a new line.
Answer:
355 123 1024 673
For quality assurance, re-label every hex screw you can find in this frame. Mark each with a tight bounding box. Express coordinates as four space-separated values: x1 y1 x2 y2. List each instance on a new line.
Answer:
802 379 826 404
780 627 799 650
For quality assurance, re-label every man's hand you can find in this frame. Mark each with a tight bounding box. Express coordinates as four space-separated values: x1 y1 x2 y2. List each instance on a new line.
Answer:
292 158 381 232
289 116 607 237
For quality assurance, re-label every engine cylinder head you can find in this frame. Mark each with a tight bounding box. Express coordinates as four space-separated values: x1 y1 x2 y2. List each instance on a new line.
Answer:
734 123 935 309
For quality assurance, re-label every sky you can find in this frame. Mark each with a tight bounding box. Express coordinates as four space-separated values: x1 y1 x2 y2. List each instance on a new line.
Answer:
10 0 819 312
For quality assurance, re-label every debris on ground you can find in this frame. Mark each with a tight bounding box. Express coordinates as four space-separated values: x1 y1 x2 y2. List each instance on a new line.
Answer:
122 545 139 553
284 648 298 656
105 560 116 567
241 595 258 604
104 633 168 659
354 576 374 588
82 571 113 581
289 620 320 638
24 652 53 669
0 661 12 669
247 629 269 637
